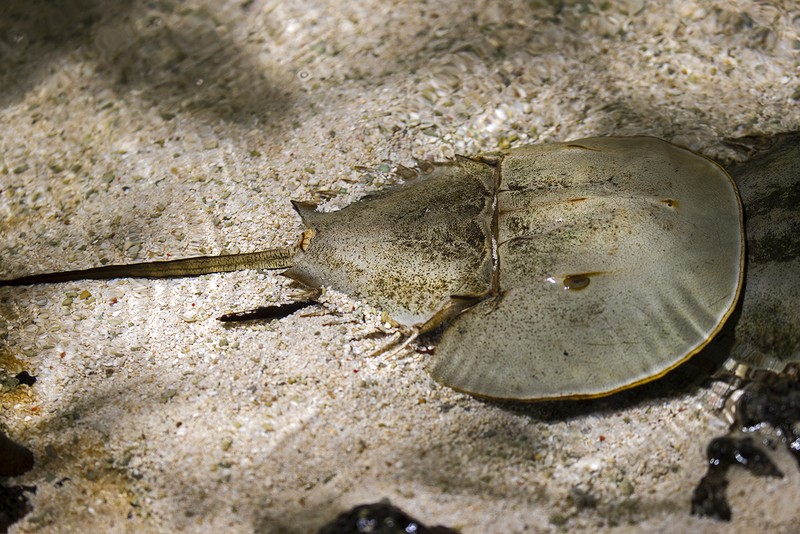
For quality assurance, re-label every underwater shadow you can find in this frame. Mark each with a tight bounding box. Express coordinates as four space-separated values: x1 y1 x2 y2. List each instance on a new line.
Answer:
0 0 291 124
7 367 244 528
363 321 740 522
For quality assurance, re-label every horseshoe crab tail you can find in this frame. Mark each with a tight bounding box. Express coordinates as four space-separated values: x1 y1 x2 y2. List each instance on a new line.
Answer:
0 247 296 287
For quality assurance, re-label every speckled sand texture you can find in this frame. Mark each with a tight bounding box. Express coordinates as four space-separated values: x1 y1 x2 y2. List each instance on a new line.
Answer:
1 1 799 532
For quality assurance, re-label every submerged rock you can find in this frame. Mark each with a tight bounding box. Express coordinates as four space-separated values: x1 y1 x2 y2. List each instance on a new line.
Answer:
318 502 458 534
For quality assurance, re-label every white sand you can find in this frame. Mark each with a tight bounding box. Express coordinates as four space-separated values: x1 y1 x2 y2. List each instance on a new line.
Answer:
1 0 799 532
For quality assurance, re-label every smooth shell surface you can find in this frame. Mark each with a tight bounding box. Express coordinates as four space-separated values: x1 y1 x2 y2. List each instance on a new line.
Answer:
292 136 744 400
727 133 800 372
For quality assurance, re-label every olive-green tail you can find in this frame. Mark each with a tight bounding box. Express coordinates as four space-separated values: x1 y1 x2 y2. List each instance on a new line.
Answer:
0 248 295 287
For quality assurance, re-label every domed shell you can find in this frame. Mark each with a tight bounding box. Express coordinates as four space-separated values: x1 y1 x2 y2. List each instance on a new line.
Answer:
429 137 744 400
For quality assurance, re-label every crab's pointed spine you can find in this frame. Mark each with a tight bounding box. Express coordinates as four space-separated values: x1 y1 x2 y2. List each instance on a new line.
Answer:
0 248 296 287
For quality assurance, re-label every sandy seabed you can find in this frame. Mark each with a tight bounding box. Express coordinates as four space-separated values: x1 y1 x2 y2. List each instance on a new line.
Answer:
1 1 799 532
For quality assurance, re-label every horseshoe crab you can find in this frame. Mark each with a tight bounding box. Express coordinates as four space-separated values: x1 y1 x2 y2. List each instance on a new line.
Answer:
722 132 800 374
691 132 800 520
0 136 745 401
